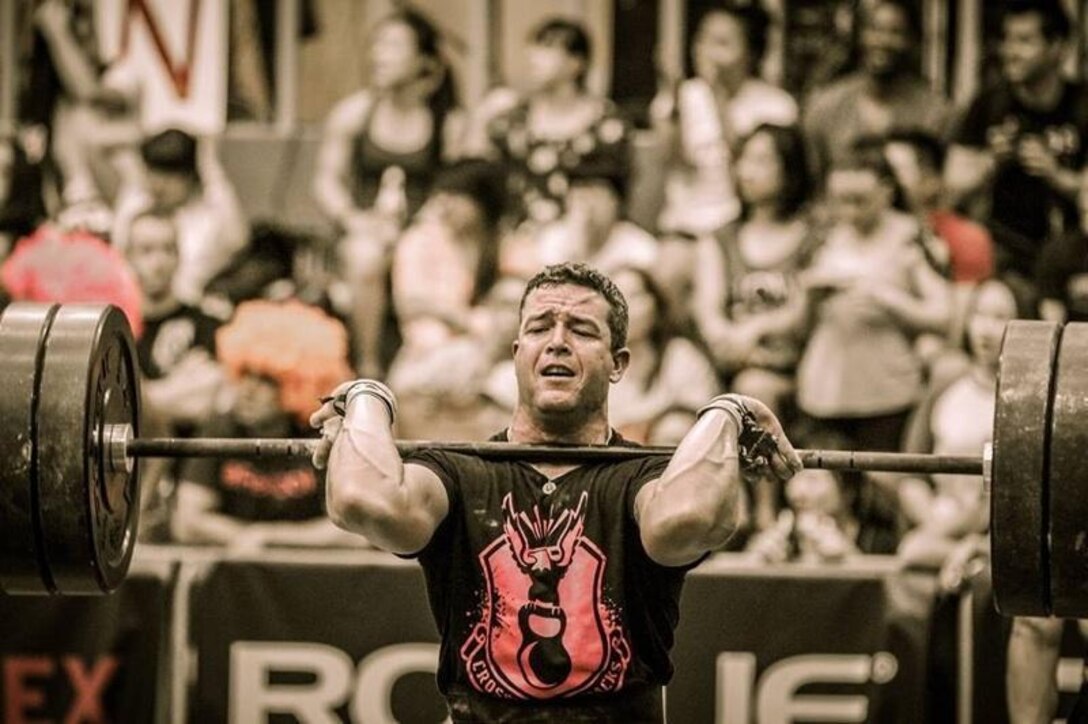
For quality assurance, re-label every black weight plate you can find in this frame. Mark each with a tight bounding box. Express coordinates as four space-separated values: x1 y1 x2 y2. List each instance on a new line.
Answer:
1048 322 1088 618
0 303 59 593
991 320 1061 617
37 304 140 594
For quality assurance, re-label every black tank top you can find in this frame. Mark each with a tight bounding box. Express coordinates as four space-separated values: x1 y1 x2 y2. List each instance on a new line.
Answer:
350 98 441 218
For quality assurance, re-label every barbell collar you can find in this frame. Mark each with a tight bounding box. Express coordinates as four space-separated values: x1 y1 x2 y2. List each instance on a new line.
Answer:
116 428 983 475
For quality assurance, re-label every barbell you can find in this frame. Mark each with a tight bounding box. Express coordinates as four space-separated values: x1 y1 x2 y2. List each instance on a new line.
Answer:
0 302 1083 619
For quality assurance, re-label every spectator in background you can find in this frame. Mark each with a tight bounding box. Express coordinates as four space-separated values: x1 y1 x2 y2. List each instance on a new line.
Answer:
607 266 720 445
883 130 995 286
467 18 629 229
502 174 659 280
803 0 949 184
386 160 508 439
22 0 142 209
124 211 225 541
127 213 223 418
797 152 951 453
313 9 462 378
897 278 1023 568
945 0 1087 287
172 300 363 550
1037 169 1088 323
113 129 250 307
692 124 816 419
653 2 797 236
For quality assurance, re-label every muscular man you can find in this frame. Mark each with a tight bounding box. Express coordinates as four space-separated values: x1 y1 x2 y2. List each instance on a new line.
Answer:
311 262 801 722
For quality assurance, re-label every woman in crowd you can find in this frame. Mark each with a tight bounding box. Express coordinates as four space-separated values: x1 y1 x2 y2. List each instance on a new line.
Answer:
653 2 797 237
896 277 1024 567
468 18 629 228
313 9 462 377
385 160 509 439
172 300 363 550
692 123 817 418
608 266 720 445
796 150 951 453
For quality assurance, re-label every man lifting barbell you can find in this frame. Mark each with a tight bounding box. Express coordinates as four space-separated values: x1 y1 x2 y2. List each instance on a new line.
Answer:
310 262 803 721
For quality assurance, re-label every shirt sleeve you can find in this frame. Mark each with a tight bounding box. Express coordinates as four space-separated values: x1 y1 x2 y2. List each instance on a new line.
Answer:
396 450 465 559
624 454 671 522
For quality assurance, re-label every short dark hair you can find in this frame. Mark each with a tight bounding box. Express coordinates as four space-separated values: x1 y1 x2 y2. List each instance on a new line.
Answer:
140 128 199 177
884 128 947 172
738 123 811 220
699 2 771 71
531 18 592 86
519 262 628 353
1002 0 1072 41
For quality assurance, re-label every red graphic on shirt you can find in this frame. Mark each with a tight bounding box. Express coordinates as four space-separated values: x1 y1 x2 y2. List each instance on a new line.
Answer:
460 492 632 700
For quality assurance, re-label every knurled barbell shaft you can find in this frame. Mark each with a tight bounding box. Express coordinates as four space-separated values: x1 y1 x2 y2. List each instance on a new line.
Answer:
122 435 984 475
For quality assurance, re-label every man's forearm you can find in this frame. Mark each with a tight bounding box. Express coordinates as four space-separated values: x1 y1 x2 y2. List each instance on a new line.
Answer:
326 397 407 535
639 410 742 563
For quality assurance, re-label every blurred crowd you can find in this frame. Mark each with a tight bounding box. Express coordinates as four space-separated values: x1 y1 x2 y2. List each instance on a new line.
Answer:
1 0 1084 589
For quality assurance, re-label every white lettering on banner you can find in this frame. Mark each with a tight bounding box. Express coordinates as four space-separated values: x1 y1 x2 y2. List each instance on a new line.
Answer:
351 644 440 724
228 642 441 724
716 651 898 724
230 642 353 724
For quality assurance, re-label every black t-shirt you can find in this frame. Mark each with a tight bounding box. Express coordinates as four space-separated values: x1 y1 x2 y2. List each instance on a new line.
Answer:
404 431 691 723
1036 231 1088 322
137 304 220 380
954 80 1088 272
180 418 325 522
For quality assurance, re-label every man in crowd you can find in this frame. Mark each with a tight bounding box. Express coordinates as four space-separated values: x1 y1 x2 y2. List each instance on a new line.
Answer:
312 262 801 722
803 0 949 183
945 0 1088 285
125 210 225 539
114 128 250 305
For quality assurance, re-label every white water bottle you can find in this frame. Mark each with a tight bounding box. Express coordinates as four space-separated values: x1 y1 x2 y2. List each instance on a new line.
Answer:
375 165 408 226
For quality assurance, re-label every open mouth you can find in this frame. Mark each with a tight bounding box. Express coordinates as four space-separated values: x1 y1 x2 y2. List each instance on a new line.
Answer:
540 365 576 379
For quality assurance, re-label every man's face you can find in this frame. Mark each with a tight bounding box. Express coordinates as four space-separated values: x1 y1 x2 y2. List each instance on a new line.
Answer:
859 3 914 78
513 283 627 420
1001 13 1063 86
127 216 179 299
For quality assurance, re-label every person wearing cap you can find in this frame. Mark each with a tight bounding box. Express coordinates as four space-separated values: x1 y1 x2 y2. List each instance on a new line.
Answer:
113 128 250 306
